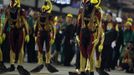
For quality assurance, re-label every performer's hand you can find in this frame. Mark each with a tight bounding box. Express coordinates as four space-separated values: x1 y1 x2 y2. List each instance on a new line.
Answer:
93 39 99 44
111 41 116 48
25 35 30 43
35 36 37 42
76 36 80 45
0 36 2 45
98 44 103 52
50 38 54 45
2 33 6 41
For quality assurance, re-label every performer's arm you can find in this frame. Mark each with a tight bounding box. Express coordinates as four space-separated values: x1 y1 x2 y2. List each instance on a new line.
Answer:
34 21 38 37
34 21 38 42
0 19 3 44
22 17 29 35
96 7 105 52
2 18 9 40
3 18 8 34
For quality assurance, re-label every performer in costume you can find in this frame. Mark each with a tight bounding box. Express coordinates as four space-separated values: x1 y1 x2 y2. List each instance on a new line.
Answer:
3 0 30 75
0 18 7 74
31 0 58 73
69 0 107 75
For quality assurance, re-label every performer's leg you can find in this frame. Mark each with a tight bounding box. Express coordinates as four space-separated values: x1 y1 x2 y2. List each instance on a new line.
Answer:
96 49 102 69
9 30 16 65
0 48 3 63
45 35 51 64
16 30 30 75
96 54 102 69
8 30 16 71
79 29 90 74
45 35 58 73
45 49 51 64
38 51 43 64
17 44 24 64
0 47 8 73
10 50 16 65
85 46 95 75
17 30 25 64
80 51 87 72
76 47 80 69
37 35 44 64
30 35 44 72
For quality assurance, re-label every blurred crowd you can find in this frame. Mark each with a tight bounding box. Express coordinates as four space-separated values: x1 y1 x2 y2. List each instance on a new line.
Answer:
0 6 134 74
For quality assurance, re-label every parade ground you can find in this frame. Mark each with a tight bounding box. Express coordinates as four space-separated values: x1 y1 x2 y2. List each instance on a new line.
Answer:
2 63 133 75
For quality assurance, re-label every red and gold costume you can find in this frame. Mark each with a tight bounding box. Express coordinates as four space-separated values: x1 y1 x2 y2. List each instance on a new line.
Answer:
3 0 30 75
0 18 7 73
69 0 104 75
31 0 58 73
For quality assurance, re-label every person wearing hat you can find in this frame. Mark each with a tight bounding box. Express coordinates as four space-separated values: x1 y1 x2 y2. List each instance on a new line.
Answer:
99 11 119 75
51 16 63 64
61 13 76 66
2 0 30 75
111 17 124 70
30 0 58 73
119 18 134 73
69 0 107 75
123 19 133 46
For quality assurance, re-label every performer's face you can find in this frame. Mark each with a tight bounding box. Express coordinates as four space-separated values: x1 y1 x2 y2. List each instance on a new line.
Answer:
66 16 73 25
106 23 113 30
124 24 131 30
11 0 15 5
107 14 112 22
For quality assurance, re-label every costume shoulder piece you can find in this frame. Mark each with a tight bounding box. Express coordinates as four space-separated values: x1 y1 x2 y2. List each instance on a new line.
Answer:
95 7 102 21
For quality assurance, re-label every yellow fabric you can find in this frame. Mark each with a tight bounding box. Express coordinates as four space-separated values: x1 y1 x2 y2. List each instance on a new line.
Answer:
37 46 51 64
42 0 52 13
38 51 43 64
46 0 52 13
50 39 54 45
125 21 132 26
67 13 73 18
18 44 24 64
85 59 90 71
16 0 20 7
0 48 3 62
127 18 133 22
87 37 96 72
98 44 103 52
85 47 95 72
116 25 119 32
80 51 87 72
45 50 51 64
95 0 101 8
10 42 24 65
2 33 6 42
76 36 80 45
0 36 2 45
90 0 98 4
10 50 16 64
96 54 101 68
42 5 50 12
54 16 58 21
25 35 30 43
35 36 37 42
10 29 25 65
87 32 99 72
